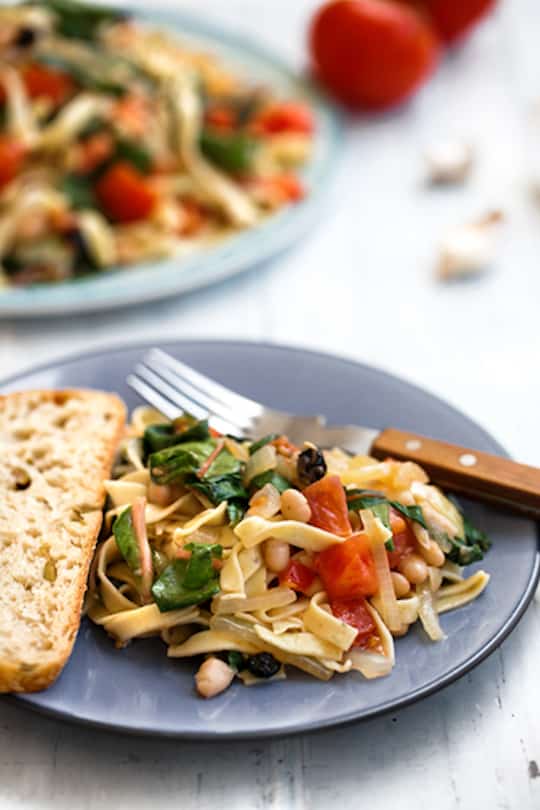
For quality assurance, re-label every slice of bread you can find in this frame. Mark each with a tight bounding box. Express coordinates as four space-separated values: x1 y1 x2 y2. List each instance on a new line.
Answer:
0 389 126 692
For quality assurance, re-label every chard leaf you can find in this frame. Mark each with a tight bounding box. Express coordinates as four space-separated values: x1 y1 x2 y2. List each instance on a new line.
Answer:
42 0 127 40
143 419 210 456
226 651 245 672
183 542 222 588
188 472 248 527
248 433 280 456
389 501 427 529
227 500 246 526
149 439 216 484
61 173 96 209
143 423 175 455
189 472 247 504
249 470 290 494
200 129 257 174
113 506 143 575
114 138 153 173
151 542 221 612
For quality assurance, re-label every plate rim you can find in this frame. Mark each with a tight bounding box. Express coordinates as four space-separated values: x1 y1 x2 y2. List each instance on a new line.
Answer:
0 8 343 318
3 338 539 740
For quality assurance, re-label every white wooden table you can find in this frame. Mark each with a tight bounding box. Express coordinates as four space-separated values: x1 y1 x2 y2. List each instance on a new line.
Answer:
1 1 539 807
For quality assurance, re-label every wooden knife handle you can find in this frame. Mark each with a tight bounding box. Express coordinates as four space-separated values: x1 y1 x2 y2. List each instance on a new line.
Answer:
371 428 540 516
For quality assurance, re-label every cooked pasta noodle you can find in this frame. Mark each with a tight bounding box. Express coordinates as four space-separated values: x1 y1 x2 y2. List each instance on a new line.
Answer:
86 406 491 698
0 0 313 286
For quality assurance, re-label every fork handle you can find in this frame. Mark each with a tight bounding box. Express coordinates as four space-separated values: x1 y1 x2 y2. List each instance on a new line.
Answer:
371 428 540 516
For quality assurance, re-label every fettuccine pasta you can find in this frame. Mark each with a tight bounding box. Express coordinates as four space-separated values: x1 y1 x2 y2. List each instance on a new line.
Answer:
0 0 313 286
87 406 491 698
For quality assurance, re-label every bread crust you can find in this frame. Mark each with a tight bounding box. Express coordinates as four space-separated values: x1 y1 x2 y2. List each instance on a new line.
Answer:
0 389 126 693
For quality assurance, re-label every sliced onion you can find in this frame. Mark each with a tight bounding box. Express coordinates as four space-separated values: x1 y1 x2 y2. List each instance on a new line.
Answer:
428 566 443 592
416 581 445 641
244 444 277 486
211 587 295 614
131 496 153 603
361 510 401 632
210 615 333 681
247 483 281 518
348 648 393 679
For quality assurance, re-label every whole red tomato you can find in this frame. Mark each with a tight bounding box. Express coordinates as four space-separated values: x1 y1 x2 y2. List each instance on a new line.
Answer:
309 0 440 110
417 0 497 44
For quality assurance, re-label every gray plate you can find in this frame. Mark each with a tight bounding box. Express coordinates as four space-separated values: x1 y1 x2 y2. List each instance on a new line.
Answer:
3 341 538 739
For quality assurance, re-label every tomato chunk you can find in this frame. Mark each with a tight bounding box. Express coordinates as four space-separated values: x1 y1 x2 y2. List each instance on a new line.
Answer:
95 162 156 223
331 597 376 647
387 515 416 569
22 63 75 106
253 102 314 134
0 137 26 188
315 532 378 600
279 560 315 593
304 475 352 537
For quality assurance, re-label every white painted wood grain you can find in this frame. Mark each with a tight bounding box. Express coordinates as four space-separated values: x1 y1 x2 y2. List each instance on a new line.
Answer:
1 0 539 807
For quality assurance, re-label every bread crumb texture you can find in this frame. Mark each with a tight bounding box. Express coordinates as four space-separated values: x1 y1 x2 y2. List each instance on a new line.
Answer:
0 389 125 692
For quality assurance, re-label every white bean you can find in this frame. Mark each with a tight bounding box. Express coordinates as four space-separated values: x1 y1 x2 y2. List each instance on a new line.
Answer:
195 657 235 699
399 553 429 585
391 571 410 598
280 489 311 523
264 538 290 573
418 539 445 568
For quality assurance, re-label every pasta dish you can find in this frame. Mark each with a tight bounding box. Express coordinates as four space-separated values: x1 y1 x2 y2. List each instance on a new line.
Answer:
87 406 490 698
0 0 313 286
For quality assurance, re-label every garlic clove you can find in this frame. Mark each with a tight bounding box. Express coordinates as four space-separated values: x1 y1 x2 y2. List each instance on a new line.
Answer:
436 210 504 280
425 140 474 185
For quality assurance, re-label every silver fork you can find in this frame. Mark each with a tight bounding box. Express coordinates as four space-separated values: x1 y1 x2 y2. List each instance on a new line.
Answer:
127 348 540 515
126 348 375 452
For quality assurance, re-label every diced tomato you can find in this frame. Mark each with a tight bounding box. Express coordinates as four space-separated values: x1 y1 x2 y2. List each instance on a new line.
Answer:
209 427 223 438
95 162 156 223
279 560 315 593
304 475 352 537
205 106 236 131
387 514 416 569
0 137 26 188
331 597 376 647
315 532 378 600
253 102 314 134
22 63 75 106
272 174 305 202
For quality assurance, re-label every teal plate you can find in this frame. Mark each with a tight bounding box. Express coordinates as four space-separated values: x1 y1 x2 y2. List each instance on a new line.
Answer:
0 9 341 318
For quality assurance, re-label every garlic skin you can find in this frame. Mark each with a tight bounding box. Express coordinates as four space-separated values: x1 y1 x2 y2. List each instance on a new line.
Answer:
425 140 474 185
437 210 504 280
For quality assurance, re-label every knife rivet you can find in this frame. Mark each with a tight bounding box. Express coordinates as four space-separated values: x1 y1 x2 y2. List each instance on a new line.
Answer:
459 453 477 467
406 439 422 451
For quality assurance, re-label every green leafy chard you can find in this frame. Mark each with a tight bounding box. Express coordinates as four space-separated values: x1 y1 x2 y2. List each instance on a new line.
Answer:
249 470 291 494
200 130 258 174
188 472 248 526
149 438 240 484
346 489 429 552
113 505 141 574
61 173 96 210
40 0 127 40
444 505 491 565
151 543 222 612
248 433 280 455
143 419 211 456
